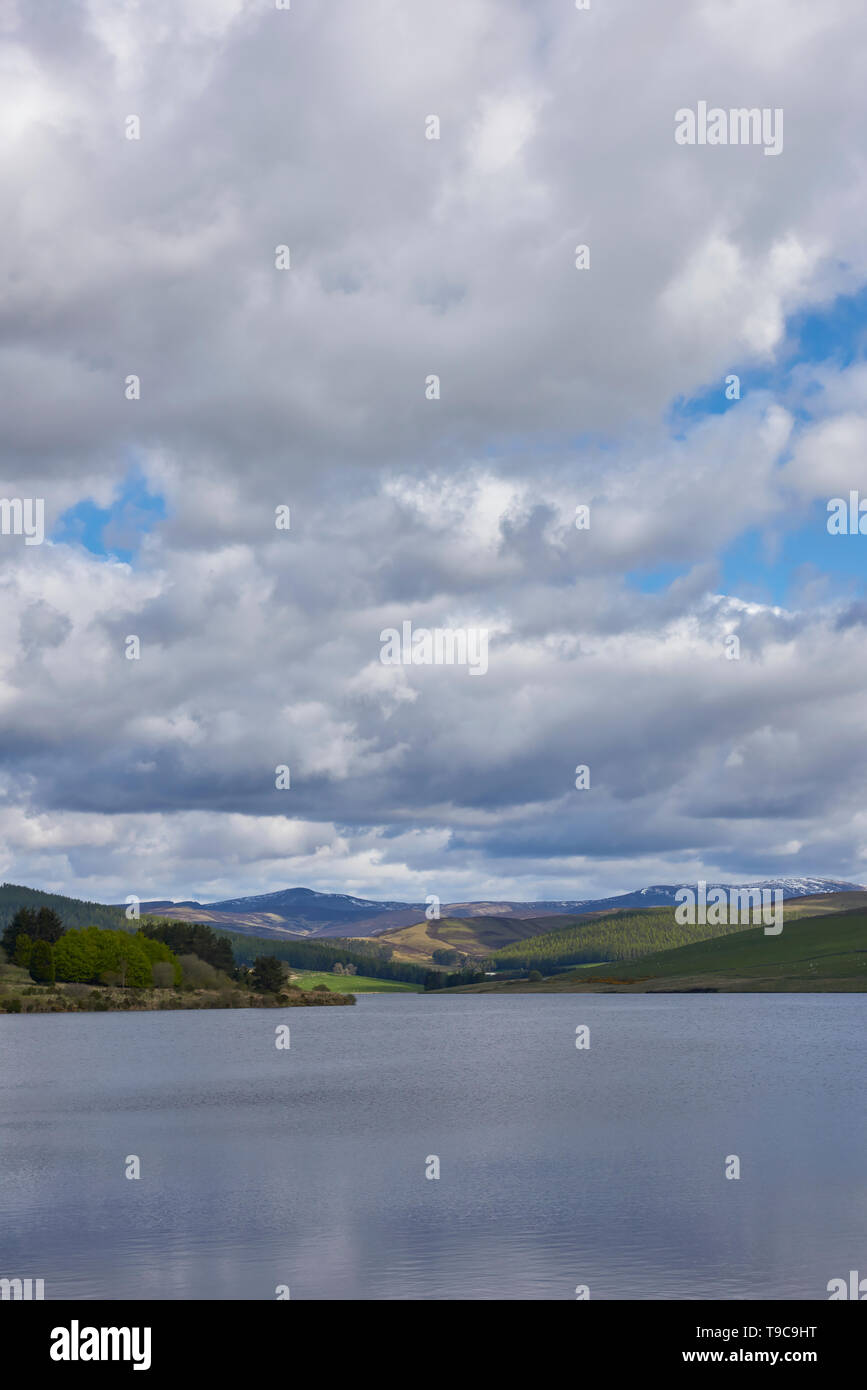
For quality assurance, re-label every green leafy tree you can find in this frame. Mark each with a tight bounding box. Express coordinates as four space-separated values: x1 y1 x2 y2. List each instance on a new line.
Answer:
54 928 101 983
138 935 183 986
30 940 55 984
89 930 150 988
178 954 220 989
53 927 179 989
432 948 461 966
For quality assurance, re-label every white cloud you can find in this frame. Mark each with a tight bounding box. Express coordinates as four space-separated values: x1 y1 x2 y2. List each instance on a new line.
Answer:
1 0 867 901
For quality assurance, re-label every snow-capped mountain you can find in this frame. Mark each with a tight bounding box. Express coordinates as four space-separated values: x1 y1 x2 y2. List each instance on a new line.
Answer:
138 878 865 938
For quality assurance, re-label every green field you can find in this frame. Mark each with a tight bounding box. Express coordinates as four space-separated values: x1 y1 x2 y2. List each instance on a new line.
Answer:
288 970 421 994
454 909 867 993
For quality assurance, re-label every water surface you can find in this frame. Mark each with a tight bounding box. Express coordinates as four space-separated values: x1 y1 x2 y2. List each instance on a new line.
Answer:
0 994 863 1299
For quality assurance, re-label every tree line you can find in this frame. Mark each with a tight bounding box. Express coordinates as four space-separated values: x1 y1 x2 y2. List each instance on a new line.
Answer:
2 909 348 998
3 909 181 988
221 930 435 984
140 919 235 974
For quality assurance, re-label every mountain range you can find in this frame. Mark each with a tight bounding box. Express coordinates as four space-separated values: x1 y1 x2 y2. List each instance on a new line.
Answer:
130 878 864 939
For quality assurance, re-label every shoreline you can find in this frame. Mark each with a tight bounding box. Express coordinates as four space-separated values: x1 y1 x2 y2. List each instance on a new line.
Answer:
0 983 355 1015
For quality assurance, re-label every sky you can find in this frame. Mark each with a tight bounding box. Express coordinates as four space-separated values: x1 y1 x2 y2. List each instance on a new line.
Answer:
2 0 867 905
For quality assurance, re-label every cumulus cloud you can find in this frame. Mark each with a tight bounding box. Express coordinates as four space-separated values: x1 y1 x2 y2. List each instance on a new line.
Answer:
1 0 867 901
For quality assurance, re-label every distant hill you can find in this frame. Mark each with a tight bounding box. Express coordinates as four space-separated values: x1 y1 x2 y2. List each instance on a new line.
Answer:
766 889 867 916
111 887 425 939
2 878 863 950
366 914 561 963
206 886 412 918
137 878 864 940
301 889 867 967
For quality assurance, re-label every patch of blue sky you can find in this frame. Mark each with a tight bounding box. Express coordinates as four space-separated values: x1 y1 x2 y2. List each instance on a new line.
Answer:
51 468 166 563
721 509 867 607
668 284 867 431
625 563 692 594
647 286 867 602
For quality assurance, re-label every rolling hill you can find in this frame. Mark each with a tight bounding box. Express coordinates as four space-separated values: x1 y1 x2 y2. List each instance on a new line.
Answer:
491 906 753 972
2 881 865 974
454 909 867 993
364 914 562 963
0 883 129 933
121 878 864 939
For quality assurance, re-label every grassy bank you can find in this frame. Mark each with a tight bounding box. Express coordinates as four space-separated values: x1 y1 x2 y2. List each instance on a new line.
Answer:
288 969 420 993
0 962 354 1013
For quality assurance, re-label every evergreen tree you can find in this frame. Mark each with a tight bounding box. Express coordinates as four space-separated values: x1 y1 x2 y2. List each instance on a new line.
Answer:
33 907 65 943
1 905 64 956
30 940 55 984
13 933 33 968
1 907 37 958
251 955 285 993
141 920 234 973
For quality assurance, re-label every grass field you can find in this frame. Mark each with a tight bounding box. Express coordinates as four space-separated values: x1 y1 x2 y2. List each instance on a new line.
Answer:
448 910 867 993
288 970 421 993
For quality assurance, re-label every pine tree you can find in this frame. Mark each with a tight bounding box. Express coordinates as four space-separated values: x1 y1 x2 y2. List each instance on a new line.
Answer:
13 933 33 968
30 939 55 984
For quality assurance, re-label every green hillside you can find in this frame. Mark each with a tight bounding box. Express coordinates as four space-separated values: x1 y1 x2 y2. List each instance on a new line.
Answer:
492 906 750 972
458 910 867 992
577 908 867 990
0 883 130 933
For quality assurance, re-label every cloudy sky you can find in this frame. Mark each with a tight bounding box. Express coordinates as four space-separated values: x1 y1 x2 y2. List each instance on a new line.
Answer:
2 0 867 906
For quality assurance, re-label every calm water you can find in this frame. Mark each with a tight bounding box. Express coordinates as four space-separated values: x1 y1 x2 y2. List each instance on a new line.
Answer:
0 994 864 1300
